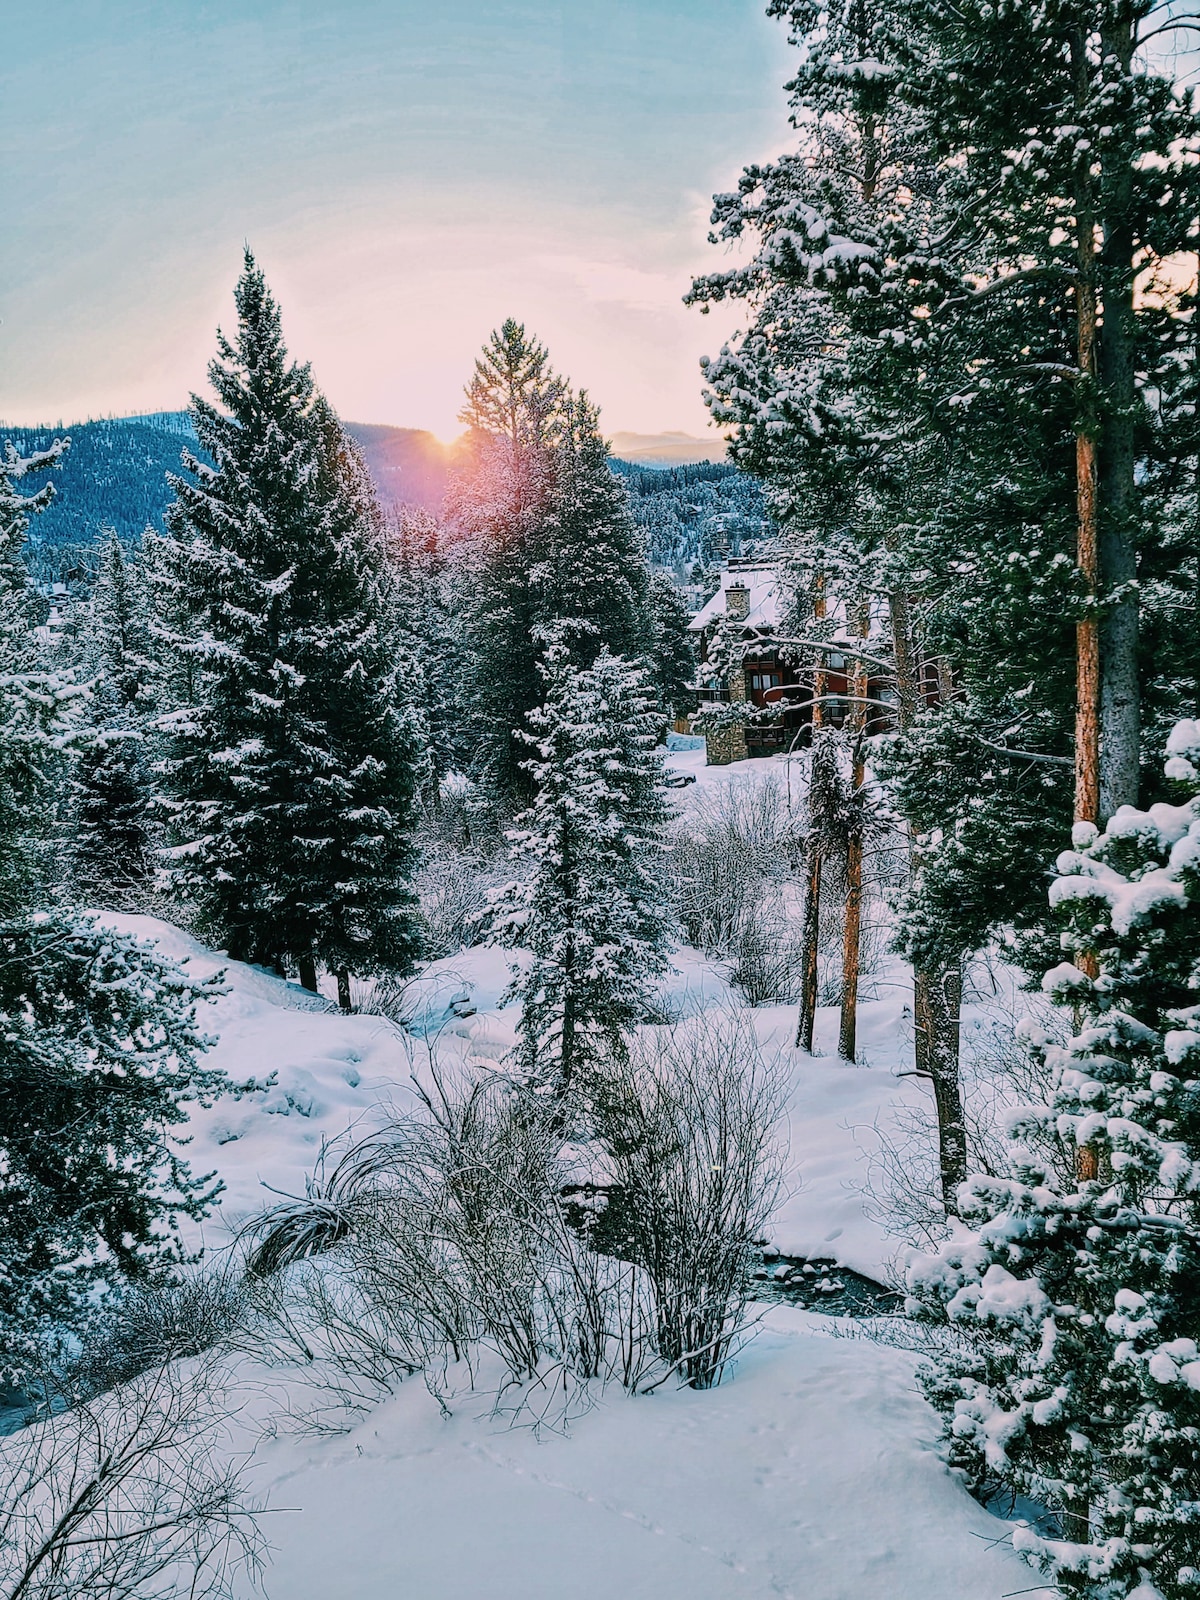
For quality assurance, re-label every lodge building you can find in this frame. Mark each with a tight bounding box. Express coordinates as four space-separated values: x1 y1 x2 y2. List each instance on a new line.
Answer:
686 559 899 766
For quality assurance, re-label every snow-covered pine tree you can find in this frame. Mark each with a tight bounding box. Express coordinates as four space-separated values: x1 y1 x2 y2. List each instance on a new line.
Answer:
687 0 981 1199
646 568 696 725
0 436 77 912
908 721 1200 1600
891 0 1200 821
0 440 229 1378
286 397 422 1001
536 392 649 665
453 325 658 803
155 253 420 993
384 504 467 795
71 529 155 903
490 631 674 1091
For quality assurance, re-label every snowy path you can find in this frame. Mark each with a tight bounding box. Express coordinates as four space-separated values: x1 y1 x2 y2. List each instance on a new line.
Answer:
238 1310 1026 1600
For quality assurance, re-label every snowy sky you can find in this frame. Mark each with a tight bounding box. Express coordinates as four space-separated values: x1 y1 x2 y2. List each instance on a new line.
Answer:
1 1 794 439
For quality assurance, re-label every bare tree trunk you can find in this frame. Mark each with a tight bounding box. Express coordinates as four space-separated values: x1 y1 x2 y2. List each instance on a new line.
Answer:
1071 28 1102 830
888 590 920 728
337 968 352 1013
839 828 863 1062
839 601 870 1063
298 953 318 993
887 592 968 1202
795 577 827 1052
915 961 967 1205
796 833 822 1053
1096 17 1140 817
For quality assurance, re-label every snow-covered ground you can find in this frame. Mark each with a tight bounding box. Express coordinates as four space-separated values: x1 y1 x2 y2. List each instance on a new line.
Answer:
231 1310 1027 1600
86 759 1038 1599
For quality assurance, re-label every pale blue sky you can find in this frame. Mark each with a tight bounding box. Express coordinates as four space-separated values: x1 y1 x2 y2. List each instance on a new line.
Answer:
1 1 793 435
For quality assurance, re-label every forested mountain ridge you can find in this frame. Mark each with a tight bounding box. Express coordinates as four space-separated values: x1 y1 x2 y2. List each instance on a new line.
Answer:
5 414 770 580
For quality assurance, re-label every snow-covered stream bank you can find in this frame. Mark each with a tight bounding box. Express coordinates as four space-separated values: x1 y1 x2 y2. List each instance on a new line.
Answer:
66 889 1042 1600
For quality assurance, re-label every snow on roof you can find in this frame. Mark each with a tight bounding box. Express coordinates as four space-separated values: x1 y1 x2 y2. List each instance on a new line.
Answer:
688 563 779 634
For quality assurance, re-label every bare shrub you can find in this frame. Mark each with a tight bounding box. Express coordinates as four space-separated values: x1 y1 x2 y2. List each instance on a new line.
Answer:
725 888 807 1006
586 1012 788 1388
249 1014 787 1412
248 1072 661 1418
63 1268 251 1401
862 984 1072 1247
414 845 498 961
0 1355 264 1600
666 775 802 954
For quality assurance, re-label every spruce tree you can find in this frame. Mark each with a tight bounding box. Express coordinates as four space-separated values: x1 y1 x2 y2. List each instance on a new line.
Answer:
453 320 566 802
908 721 1200 1599
647 569 696 724
155 253 420 992
536 393 649 663
0 437 77 913
889 0 1200 819
453 323 655 803
490 632 673 1090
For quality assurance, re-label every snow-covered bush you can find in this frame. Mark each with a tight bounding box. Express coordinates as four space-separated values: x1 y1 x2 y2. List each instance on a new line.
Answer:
585 1012 787 1388
907 722 1200 1599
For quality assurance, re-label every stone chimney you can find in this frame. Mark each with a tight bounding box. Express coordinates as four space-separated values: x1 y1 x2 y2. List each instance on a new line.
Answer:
725 581 750 622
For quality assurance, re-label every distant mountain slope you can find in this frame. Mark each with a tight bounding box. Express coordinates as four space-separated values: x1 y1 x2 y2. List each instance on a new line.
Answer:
609 430 727 467
1 415 760 581
342 423 450 514
2 417 195 564
613 458 771 572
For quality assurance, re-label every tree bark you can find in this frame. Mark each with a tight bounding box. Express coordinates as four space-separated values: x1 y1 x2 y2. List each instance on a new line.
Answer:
337 968 352 1014
1071 24 1102 829
887 591 968 1201
915 960 967 1205
839 828 863 1062
797 832 822 1053
795 576 828 1052
1096 17 1140 816
298 953 318 993
839 600 870 1063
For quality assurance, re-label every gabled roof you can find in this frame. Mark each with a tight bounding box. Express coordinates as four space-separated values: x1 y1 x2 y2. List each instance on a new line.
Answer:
688 563 779 634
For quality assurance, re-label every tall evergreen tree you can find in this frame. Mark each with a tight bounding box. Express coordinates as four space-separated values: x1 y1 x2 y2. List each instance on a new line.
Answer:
889 0 1200 820
536 393 649 662
453 322 655 803
646 569 696 724
490 632 674 1091
0 438 76 913
155 252 420 993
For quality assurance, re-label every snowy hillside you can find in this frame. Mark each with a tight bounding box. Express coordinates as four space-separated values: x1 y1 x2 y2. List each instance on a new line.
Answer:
75 745 1043 1600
